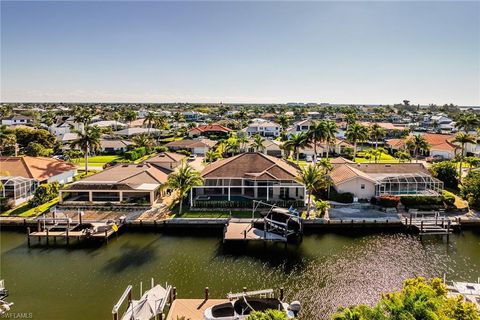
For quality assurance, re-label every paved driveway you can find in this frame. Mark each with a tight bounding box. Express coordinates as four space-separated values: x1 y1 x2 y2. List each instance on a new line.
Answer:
187 156 206 171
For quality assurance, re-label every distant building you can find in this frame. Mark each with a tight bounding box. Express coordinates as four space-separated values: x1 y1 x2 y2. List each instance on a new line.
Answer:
188 124 231 138
165 139 217 155
243 121 280 137
1 115 32 126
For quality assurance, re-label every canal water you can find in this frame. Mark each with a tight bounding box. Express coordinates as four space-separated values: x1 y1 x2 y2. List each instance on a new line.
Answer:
1 229 479 320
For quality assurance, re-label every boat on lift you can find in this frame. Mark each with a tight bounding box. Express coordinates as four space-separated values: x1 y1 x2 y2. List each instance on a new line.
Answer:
204 289 301 320
0 280 13 316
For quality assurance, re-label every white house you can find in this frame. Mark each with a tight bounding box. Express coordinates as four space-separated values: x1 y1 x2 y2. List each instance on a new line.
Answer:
1 115 32 126
244 121 280 137
329 163 443 200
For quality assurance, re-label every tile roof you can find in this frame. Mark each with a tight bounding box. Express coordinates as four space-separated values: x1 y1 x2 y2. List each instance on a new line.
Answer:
188 124 231 134
201 152 298 180
0 156 77 181
330 157 355 164
68 163 168 191
100 139 134 148
165 139 217 149
145 152 186 164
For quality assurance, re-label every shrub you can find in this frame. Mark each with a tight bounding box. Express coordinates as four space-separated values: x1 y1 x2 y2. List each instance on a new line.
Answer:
25 142 53 157
154 145 168 153
175 149 192 156
28 182 59 207
461 171 480 210
377 195 400 208
124 147 147 161
400 196 444 209
442 190 455 207
430 161 459 189
247 309 288 320
329 188 354 203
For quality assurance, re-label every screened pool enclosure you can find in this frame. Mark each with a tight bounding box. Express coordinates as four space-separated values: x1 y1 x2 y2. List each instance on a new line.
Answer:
374 173 443 197
0 176 38 206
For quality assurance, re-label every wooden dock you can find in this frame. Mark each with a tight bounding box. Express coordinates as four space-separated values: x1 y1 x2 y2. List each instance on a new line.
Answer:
166 299 228 320
27 213 124 246
404 211 457 236
223 222 287 242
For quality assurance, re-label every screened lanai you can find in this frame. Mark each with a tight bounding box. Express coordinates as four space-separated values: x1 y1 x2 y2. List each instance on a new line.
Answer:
0 176 38 205
375 173 443 197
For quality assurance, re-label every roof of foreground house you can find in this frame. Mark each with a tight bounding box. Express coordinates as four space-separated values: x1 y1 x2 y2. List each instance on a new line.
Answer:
66 163 168 191
201 152 298 180
145 152 186 164
0 156 77 181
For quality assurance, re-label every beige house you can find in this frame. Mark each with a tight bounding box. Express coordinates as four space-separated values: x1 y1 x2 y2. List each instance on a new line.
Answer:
144 152 186 172
329 163 443 200
60 163 168 206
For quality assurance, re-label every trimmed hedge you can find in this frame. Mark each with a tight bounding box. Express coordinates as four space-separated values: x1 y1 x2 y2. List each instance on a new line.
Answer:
400 196 443 207
377 195 400 208
329 189 354 203
442 190 455 207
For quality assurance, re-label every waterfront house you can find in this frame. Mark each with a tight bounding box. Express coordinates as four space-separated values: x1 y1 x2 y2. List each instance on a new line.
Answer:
165 139 217 155
49 116 83 138
60 163 168 206
190 152 305 207
287 119 315 136
329 163 443 201
114 127 162 136
187 124 231 138
243 120 281 138
144 152 186 172
0 156 77 206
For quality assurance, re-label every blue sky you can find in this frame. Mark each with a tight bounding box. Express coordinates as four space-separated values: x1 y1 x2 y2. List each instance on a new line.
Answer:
1 1 479 105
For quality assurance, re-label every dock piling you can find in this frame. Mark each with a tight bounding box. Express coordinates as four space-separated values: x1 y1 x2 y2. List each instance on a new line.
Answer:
204 287 209 300
280 287 284 300
27 227 31 247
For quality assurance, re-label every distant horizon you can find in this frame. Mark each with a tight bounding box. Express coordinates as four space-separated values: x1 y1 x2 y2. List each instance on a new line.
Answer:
2 1 479 106
2 100 479 108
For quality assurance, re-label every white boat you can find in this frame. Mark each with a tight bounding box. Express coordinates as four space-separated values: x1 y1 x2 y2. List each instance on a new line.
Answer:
0 280 13 316
204 289 300 320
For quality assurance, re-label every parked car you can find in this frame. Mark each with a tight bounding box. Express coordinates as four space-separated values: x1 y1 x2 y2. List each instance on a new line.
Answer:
306 155 313 162
188 154 197 161
426 155 444 163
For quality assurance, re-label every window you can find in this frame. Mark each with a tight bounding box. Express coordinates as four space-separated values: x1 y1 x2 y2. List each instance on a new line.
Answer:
361 184 365 190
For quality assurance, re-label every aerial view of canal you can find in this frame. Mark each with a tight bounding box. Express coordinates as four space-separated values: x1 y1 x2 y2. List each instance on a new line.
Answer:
1 229 479 319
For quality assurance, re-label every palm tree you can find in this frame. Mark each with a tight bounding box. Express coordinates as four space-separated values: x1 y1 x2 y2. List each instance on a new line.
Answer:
369 123 386 150
71 125 101 173
317 158 333 174
154 114 168 130
452 133 476 183
283 132 309 163
323 121 337 158
296 164 326 217
132 133 155 150
276 113 290 132
395 150 412 163
124 109 137 125
238 135 249 152
143 112 157 134
345 123 369 160
406 134 430 162
0 125 16 156
167 162 202 215
225 137 240 156
205 149 220 164
251 134 265 152
307 122 326 162
455 114 479 133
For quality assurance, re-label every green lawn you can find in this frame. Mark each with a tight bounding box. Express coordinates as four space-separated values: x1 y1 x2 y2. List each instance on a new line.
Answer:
1 197 59 217
355 153 400 163
71 155 121 167
170 205 259 219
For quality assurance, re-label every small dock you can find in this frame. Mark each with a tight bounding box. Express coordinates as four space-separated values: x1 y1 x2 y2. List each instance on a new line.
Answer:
404 211 457 236
27 211 125 246
223 221 287 242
